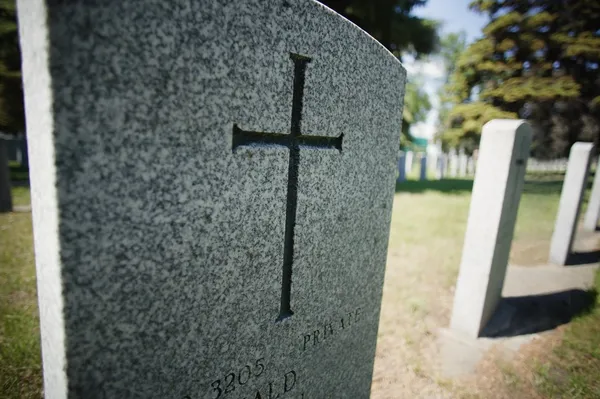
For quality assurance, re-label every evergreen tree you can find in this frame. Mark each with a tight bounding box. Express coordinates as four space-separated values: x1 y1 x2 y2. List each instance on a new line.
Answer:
319 0 439 144
319 0 438 60
444 0 600 158
435 31 468 150
0 0 23 134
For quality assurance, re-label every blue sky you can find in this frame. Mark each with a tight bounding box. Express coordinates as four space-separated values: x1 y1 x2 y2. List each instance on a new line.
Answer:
413 0 489 43
406 0 489 139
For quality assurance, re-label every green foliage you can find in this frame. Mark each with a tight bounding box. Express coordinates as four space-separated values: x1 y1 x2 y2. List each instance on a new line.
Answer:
0 0 23 134
444 103 517 150
435 32 468 145
320 0 439 145
446 0 600 157
319 0 439 60
403 80 431 126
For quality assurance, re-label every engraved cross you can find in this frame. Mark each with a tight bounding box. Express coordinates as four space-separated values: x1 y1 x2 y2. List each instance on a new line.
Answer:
232 53 343 322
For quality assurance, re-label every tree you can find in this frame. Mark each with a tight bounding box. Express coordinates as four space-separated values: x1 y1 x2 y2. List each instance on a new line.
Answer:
319 0 439 144
319 0 438 60
445 0 600 158
0 0 22 212
401 79 432 148
0 0 23 134
435 31 468 149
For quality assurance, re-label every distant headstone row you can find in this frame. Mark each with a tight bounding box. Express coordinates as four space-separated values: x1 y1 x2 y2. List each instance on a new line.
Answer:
527 158 569 172
396 149 477 182
397 151 573 183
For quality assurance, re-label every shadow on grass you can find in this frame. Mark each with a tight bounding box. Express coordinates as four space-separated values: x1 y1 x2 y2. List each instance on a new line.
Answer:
395 179 474 194
566 250 600 266
481 289 598 338
9 164 29 186
393 171 575 195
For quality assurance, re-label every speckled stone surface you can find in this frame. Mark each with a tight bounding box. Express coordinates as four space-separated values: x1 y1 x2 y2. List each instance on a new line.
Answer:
18 1 406 398
450 120 532 338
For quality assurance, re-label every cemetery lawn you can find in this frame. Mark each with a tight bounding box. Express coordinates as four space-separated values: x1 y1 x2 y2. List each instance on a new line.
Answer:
0 173 596 398
532 269 600 398
0 187 42 399
373 172 599 398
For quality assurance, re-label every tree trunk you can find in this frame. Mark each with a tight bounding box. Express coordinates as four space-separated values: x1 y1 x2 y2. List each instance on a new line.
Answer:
0 139 13 213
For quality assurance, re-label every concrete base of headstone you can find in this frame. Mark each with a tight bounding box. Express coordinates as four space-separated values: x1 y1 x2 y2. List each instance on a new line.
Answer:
450 120 532 338
441 259 598 376
549 143 595 265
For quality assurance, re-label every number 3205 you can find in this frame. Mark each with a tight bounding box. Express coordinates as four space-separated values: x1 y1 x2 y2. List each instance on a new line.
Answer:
210 358 265 398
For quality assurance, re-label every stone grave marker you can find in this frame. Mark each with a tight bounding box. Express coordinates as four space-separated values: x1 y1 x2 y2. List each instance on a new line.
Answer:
583 158 600 231
18 0 406 398
436 154 446 180
449 148 458 177
450 120 532 338
406 150 414 174
420 153 427 181
458 148 467 177
549 142 595 265
397 151 406 182
466 157 474 176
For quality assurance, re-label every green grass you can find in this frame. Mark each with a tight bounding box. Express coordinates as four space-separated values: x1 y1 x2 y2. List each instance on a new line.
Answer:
0 171 597 398
0 187 42 398
531 269 600 398
8 163 29 183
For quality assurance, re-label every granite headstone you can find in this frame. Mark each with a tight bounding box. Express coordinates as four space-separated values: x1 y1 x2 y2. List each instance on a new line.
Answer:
18 0 406 398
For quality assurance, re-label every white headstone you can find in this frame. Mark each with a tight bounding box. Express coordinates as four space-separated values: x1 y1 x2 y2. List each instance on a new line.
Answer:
406 150 414 174
397 151 406 183
420 153 427 181
436 154 446 180
450 120 532 338
18 0 406 397
449 148 458 177
583 158 600 231
549 143 595 264
458 148 467 177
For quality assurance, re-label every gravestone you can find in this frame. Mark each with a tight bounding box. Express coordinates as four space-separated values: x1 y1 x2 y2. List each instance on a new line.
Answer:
18 1 406 398
428 152 438 180
450 120 532 338
406 150 414 174
458 148 467 177
436 154 445 180
549 143 595 265
583 158 600 231
419 154 427 181
397 151 406 183
466 157 474 176
449 148 458 177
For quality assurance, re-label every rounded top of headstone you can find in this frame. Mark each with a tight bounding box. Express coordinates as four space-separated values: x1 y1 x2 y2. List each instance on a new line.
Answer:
482 119 532 136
